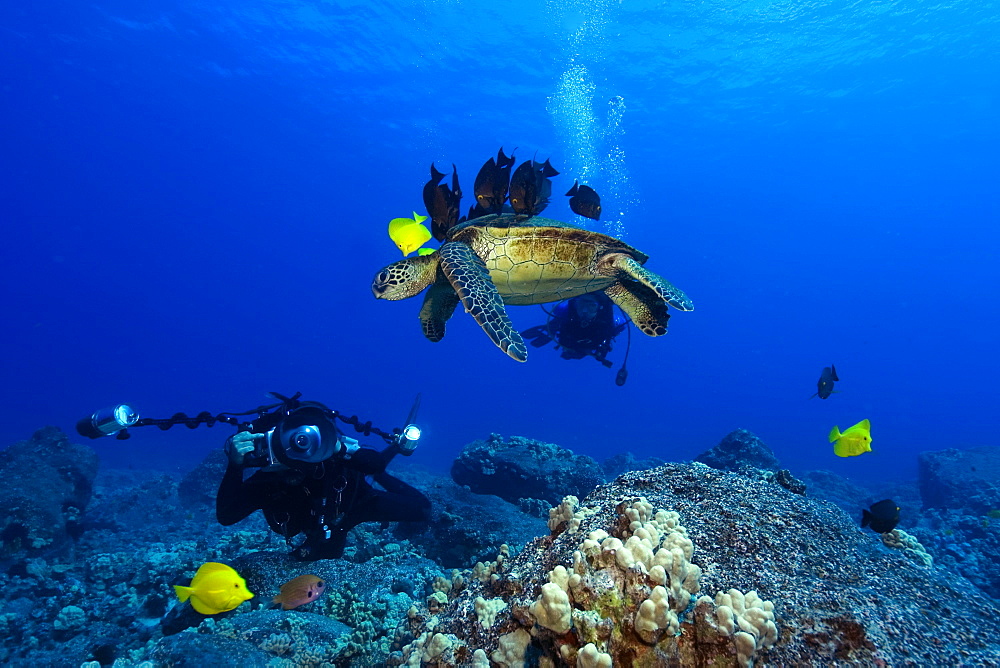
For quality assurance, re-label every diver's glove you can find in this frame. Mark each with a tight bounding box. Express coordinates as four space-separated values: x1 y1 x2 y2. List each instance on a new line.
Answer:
224 431 265 468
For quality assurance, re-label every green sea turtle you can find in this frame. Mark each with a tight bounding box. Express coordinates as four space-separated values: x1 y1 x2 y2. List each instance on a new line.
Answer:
371 213 693 362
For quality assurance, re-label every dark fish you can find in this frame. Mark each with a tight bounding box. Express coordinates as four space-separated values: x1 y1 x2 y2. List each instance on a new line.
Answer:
861 499 900 534
565 181 602 220
422 163 463 241
473 147 516 214
467 203 488 221
811 364 839 399
272 574 326 610
509 158 560 217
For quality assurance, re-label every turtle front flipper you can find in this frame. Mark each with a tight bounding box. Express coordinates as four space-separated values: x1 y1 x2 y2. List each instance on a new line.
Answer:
438 241 528 362
604 281 671 337
601 254 694 311
419 283 460 342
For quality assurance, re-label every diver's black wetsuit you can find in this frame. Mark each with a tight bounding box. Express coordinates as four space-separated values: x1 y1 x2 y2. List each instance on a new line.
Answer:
550 296 626 364
216 445 430 560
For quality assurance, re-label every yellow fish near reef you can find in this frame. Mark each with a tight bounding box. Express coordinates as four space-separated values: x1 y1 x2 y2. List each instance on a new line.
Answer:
173 562 254 615
388 212 432 256
829 419 873 457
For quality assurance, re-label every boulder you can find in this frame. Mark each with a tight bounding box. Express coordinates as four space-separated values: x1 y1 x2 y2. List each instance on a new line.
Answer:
0 427 99 557
451 434 603 506
694 428 781 472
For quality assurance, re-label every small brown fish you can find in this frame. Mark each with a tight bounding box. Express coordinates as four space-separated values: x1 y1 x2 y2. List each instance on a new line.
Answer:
811 364 839 399
272 574 327 610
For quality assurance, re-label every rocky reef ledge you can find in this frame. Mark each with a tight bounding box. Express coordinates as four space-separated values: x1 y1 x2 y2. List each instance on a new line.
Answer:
394 462 1000 666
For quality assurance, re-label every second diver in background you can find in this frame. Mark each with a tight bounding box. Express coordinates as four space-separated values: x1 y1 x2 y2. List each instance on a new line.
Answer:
522 293 627 367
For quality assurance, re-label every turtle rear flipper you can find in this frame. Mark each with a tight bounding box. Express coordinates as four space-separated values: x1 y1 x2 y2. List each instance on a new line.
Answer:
605 282 670 337
601 254 694 312
419 283 460 342
439 241 528 362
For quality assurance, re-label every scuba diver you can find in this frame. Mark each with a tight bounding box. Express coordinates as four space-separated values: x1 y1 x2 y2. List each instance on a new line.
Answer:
77 392 431 561
216 395 430 561
522 292 628 367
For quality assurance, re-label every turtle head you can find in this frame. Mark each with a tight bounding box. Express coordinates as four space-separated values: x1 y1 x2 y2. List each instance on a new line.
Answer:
372 254 439 301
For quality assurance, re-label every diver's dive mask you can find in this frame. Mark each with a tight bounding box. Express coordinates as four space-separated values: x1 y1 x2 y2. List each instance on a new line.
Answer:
572 295 601 327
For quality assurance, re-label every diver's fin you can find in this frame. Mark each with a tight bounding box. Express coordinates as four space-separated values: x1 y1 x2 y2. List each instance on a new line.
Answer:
418 283 460 342
521 326 553 347
831 364 839 381
438 241 527 362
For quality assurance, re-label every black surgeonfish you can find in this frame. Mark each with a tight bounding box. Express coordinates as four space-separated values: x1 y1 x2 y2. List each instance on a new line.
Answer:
473 147 516 215
466 204 487 221
811 364 839 399
423 163 463 241
861 499 900 534
565 181 602 220
509 158 560 216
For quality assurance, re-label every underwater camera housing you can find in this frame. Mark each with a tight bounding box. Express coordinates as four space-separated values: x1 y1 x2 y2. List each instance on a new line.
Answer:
75 391 422 461
242 403 349 469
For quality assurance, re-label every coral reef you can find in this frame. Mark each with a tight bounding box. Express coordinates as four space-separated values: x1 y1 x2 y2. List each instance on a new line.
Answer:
3 427 1000 667
0 427 98 560
881 529 933 567
919 445 1000 514
391 463 1000 666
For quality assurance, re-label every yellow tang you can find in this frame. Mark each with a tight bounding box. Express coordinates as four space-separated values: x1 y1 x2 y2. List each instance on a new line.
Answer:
388 212 432 256
173 562 254 615
828 419 872 458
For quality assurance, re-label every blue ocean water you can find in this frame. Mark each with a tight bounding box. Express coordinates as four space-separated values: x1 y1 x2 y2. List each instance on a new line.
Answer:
2 0 997 483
